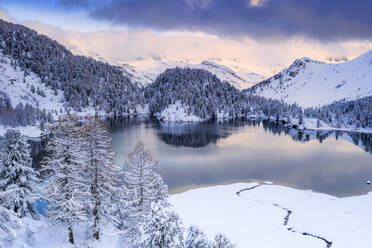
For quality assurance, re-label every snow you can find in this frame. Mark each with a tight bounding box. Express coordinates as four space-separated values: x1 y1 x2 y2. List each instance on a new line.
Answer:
0 125 42 138
3 182 371 247
170 182 372 248
157 101 203 122
121 56 265 90
71 49 266 90
302 117 372 134
0 54 65 116
5 217 123 248
252 50 372 107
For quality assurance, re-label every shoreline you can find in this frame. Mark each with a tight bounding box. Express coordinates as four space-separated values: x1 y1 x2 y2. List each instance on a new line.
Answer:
170 178 372 198
170 182 372 248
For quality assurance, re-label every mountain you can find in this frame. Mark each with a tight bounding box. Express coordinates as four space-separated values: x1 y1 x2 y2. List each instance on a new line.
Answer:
246 51 372 107
144 67 306 122
0 19 370 131
121 56 266 90
144 67 244 121
70 50 266 90
0 19 144 120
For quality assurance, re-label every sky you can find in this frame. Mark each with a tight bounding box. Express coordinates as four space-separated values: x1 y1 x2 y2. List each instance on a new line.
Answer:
0 0 372 76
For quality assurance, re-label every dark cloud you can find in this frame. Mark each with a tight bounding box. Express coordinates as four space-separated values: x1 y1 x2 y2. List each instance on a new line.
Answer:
59 0 372 41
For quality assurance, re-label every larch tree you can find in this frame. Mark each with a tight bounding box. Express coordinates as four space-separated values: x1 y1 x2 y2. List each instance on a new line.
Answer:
82 116 121 240
120 141 169 246
185 225 212 248
213 234 235 248
140 201 184 248
0 129 39 219
41 114 90 245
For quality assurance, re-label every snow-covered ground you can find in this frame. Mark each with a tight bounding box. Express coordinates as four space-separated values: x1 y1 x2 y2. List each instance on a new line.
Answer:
3 182 371 247
0 125 43 138
301 117 372 134
170 182 372 248
0 54 65 115
157 101 203 122
3 216 123 248
251 50 372 107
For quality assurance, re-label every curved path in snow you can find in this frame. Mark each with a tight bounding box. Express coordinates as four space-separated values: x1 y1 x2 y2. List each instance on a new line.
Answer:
236 183 333 248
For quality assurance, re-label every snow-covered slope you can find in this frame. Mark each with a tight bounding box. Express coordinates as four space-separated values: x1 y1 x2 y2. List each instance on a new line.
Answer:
70 49 265 90
0 54 64 114
248 50 372 107
156 101 202 122
118 56 265 90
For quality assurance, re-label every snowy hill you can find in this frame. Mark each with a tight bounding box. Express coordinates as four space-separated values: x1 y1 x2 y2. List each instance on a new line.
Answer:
119 56 265 90
70 50 265 90
247 50 372 107
0 53 64 114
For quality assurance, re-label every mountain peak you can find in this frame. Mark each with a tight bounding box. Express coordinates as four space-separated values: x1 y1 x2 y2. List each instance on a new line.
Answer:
247 50 372 107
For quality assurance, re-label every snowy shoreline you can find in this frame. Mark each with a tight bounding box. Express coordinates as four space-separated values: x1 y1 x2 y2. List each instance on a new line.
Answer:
170 182 372 248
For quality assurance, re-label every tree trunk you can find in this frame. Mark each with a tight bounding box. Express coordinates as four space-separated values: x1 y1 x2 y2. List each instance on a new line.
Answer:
93 206 99 240
68 226 74 244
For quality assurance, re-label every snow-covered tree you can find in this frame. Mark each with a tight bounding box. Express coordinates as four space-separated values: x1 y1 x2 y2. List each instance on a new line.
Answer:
185 225 212 248
0 129 39 218
212 234 235 248
82 117 122 240
41 114 90 244
124 141 168 220
0 205 21 247
140 201 184 248
119 141 169 245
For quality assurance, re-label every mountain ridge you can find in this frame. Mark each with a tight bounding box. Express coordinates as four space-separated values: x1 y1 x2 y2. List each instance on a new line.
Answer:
246 50 372 107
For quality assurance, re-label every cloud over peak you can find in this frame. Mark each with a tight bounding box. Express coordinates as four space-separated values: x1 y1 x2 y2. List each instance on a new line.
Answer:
59 0 372 41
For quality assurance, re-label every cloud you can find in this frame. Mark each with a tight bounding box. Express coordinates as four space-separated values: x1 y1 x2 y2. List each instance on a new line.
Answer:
22 18 372 78
248 0 267 8
57 0 372 41
0 8 16 23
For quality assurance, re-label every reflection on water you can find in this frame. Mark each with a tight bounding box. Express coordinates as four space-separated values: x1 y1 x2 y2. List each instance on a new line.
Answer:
107 117 372 197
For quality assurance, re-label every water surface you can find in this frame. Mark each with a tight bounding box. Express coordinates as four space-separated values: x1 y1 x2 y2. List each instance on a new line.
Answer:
107 118 372 197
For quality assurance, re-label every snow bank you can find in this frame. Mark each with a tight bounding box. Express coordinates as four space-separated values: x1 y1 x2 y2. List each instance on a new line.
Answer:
158 101 203 122
0 125 42 138
170 183 372 248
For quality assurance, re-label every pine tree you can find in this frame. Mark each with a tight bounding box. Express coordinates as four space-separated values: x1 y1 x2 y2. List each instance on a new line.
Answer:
140 201 184 248
82 117 122 240
41 114 89 244
186 225 212 248
0 129 39 218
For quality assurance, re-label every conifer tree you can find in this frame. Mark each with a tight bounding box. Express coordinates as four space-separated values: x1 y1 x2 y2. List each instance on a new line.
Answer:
0 205 21 246
120 141 168 246
186 225 212 248
41 114 89 244
0 129 39 218
82 117 121 240
213 234 235 248
140 201 184 248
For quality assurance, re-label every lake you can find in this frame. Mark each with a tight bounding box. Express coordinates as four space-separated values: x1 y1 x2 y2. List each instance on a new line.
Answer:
107 117 372 197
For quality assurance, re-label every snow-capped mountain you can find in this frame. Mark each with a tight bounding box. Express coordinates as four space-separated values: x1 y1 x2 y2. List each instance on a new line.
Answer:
118 56 265 90
247 50 372 107
70 48 265 90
